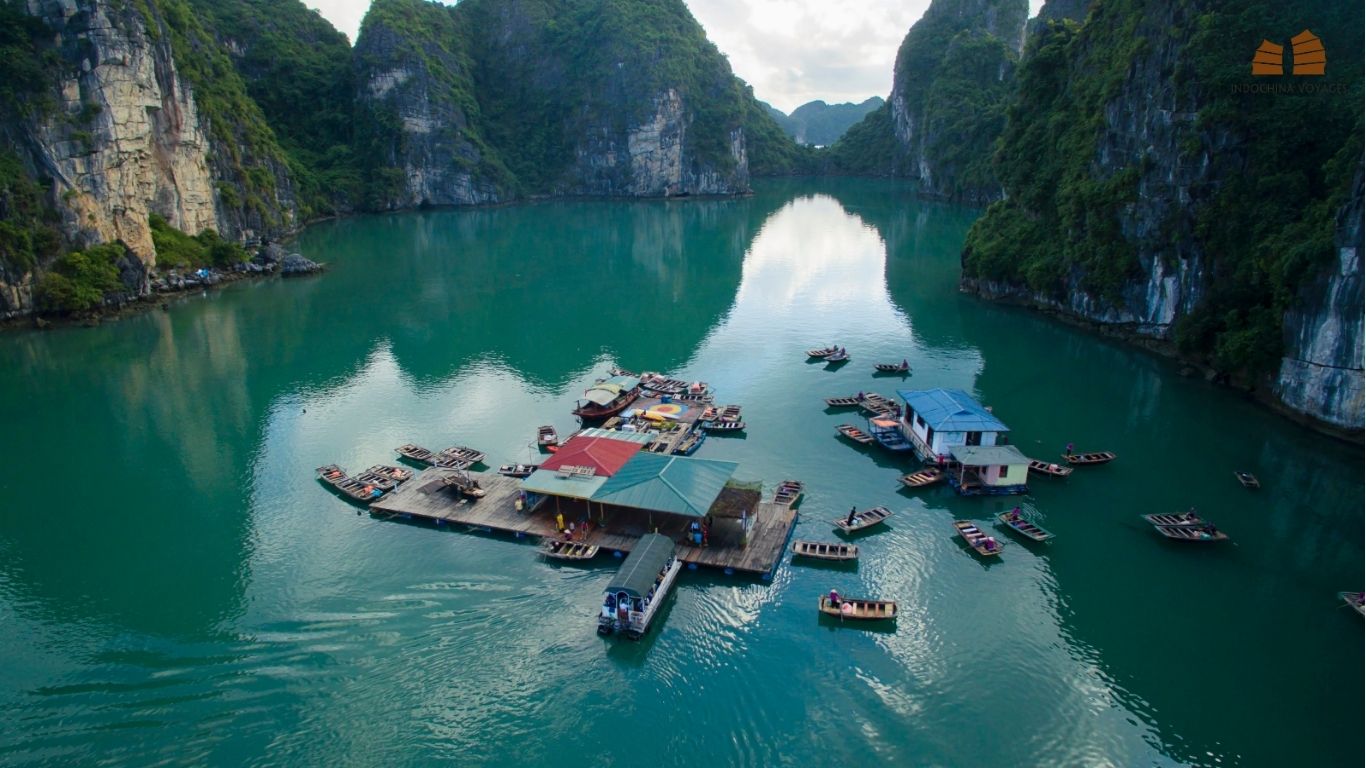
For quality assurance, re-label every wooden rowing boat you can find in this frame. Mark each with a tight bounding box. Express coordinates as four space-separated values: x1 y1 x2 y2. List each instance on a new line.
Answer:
806 346 837 358
818 595 896 620
1143 512 1205 528
366 464 413 483
537 425 558 448
539 539 600 560
773 480 803 507
1234 471 1260 488
316 464 348 486
675 392 713 403
395 444 434 463
824 350 849 362
607 367 637 378
1154 524 1228 542
859 393 897 415
833 506 893 532
441 474 487 498
497 463 539 478
873 362 910 373
1063 451 1116 465
997 512 1055 542
1027 459 1073 478
836 424 874 444
704 420 745 432
899 467 944 488
441 446 486 464
793 540 857 561
824 396 861 408
953 520 1003 557
430 453 474 470
1339 591 1365 616
353 470 398 491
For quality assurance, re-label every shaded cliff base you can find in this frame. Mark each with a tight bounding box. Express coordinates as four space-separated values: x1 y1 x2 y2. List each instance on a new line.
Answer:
961 277 1365 444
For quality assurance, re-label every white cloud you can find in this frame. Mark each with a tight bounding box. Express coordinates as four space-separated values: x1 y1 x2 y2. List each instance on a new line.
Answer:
304 0 1047 113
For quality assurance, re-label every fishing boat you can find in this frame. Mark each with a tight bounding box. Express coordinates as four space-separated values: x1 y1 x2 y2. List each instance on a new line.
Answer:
1063 451 1116 465
395 444 435 463
899 467 944 488
573 376 642 419
353 470 399 491
1154 525 1228 542
836 424 875 444
607 366 637 378
441 473 487 498
597 533 681 639
997 511 1055 542
676 392 714 403
824 396 861 408
1027 459 1073 478
773 480 803 507
859 392 897 415
1235 471 1260 489
954 520 1003 557
1339 591 1365 616
704 420 746 432
672 430 707 456
824 349 849 363
818 595 896 621
539 539 600 561
793 540 857 561
833 506 893 533
430 453 474 470
497 463 539 478
639 374 687 395
440 446 486 464
334 477 385 503
874 361 910 373
366 464 413 483
806 346 838 358
537 425 558 448
316 464 348 486
1143 512 1206 528
869 418 912 452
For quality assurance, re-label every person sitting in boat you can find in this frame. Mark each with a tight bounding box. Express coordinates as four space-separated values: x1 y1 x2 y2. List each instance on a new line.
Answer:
1009 507 1022 521
983 537 997 552
901 359 908 369
829 588 840 605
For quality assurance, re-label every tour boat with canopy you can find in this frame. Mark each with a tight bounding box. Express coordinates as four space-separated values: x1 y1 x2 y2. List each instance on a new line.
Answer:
597 533 681 640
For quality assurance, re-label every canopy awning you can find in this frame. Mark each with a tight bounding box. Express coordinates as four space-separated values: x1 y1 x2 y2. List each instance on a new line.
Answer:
520 469 607 499
950 444 1029 467
605 533 675 599
591 453 738 517
583 383 624 406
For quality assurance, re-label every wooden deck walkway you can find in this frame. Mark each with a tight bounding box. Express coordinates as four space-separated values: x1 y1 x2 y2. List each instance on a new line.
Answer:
368 470 796 577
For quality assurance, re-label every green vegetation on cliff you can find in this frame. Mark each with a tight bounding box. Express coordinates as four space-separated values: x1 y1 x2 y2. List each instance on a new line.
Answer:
823 105 907 175
0 150 61 277
149 214 250 269
34 243 125 312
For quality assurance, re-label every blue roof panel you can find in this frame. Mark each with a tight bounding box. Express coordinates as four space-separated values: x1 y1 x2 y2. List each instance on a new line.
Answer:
896 388 1009 433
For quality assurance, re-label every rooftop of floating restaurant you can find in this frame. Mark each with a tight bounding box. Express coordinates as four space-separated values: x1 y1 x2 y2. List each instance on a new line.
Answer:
949 444 1030 466
520 429 650 498
897 387 1010 433
590 453 739 518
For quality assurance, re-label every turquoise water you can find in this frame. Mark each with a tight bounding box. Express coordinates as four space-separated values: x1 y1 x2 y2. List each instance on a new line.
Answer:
0 179 1360 766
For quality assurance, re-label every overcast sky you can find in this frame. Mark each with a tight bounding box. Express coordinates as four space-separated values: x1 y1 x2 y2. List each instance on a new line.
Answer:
303 1 1045 113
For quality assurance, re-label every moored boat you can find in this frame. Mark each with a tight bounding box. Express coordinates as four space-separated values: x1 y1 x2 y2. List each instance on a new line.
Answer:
497 463 539 478
773 480 803 507
395 444 435 463
672 430 707 455
818 594 896 620
430 452 474 470
440 445 486 464
441 473 487 498
1063 450 1116 465
573 376 642 420
366 464 413 483
859 392 897 415
806 346 838 358
869 418 912 451
1027 459 1073 478
1235 471 1260 488
316 464 348 486
1153 524 1228 542
793 540 857 561
704 420 745 432
607 366 637 378
335 477 385 502
1143 512 1206 528
597 533 681 639
537 425 558 448
899 467 944 488
540 539 600 561
353 470 399 491
997 510 1055 542
824 349 849 363
836 424 875 444
874 361 910 373
954 520 1003 557
824 396 861 408
1339 591 1365 616
833 506 893 533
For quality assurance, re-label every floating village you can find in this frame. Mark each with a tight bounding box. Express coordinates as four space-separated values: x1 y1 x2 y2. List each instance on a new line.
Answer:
317 347 1359 638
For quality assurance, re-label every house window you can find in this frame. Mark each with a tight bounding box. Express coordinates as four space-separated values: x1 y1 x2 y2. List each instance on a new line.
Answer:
999 465 1009 476
915 415 925 429
966 431 981 446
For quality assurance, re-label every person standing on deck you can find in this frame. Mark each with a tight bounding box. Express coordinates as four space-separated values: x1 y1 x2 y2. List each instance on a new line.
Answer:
1065 442 1074 457
846 507 857 526
555 511 565 532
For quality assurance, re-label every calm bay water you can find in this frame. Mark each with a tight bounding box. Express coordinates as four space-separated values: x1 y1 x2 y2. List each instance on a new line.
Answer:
0 179 1361 767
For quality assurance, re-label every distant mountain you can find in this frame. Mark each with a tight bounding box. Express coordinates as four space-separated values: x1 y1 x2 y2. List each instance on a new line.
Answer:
764 97 884 147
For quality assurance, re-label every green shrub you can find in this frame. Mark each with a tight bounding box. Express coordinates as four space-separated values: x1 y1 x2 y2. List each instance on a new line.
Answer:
35 243 126 312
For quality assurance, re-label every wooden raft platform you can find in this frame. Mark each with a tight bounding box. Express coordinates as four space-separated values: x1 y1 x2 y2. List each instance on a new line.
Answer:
368 470 797 577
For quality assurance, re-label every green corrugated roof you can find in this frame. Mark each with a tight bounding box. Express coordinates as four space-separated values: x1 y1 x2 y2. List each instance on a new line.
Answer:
520 468 607 499
591 453 738 517
949 444 1029 466
606 533 675 599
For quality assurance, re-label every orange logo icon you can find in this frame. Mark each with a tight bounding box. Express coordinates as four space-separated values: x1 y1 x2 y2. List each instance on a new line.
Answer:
1252 30 1325 76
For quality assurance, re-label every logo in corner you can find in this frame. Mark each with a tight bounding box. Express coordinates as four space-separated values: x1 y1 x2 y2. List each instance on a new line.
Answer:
1252 30 1325 76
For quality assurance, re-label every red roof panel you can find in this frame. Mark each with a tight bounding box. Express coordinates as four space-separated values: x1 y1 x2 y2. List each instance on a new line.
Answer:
539 435 644 476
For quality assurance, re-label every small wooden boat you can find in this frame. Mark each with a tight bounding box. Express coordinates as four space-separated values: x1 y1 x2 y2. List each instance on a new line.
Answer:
773 480 803 507
316 464 348 486
537 425 558 448
1143 512 1206 528
1154 525 1228 542
395 444 434 463
675 392 713 403
442 474 487 498
353 470 399 491
899 467 944 488
818 595 896 620
859 393 897 415
539 538 600 561
639 374 687 394
497 463 539 478
833 506 893 532
793 540 857 561
873 362 910 373
1338 591 1365 616
699 406 718 421
1234 471 1260 489
607 366 637 378
824 396 861 408
824 350 849 363
997 511 1055 542
806 346 837 358
672 431 706 456
366 464 413 483
1063 451 1116 465
716 405 742 420
430 453 474 470
1028 459 1073 478
836 424 874 444
954 520 1003 557
441 446 486 464
336 477 385 502
705 420 745 432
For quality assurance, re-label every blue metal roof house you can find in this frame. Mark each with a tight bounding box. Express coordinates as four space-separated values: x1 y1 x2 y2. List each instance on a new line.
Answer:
896 388 1010 463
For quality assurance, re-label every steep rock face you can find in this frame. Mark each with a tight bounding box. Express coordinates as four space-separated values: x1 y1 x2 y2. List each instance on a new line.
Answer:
1273 167 1364 431
887 0 1028 202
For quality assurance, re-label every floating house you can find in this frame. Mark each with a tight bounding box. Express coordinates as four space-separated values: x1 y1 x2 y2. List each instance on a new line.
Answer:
946 445 1030 496
896 388 1010 464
